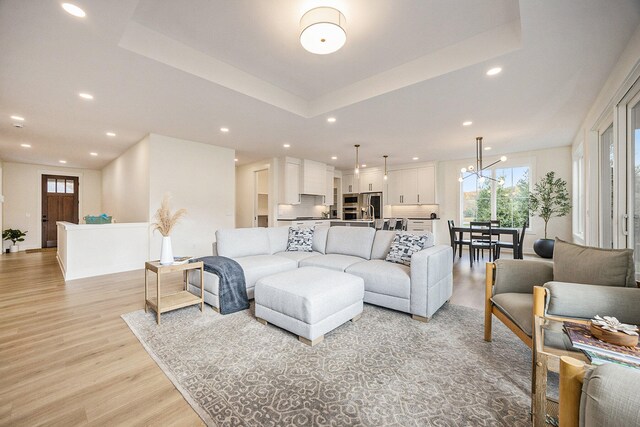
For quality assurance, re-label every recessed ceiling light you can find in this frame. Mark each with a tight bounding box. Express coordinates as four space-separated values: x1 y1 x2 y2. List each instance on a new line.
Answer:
90 152 98 156
78 92 94 100
484 146 492 151
327 117 336 123
11 115 25 121
59 160 67 164
62 3 86 18
220 127 229 133
331 156 337 160
412 157 419 160
486 67 502 76
361 164 367 168
462 121 472 126
106 132 116 137
234 158 238 162
20 143 31 148
283 144 291 148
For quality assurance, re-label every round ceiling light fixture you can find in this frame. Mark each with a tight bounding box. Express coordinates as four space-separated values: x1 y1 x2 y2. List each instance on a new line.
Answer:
300 7 346 55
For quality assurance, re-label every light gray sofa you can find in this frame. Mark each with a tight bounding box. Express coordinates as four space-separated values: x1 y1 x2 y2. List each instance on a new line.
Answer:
188 225 453 321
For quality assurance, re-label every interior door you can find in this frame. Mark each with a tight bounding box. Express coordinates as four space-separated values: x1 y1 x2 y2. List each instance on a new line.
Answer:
42 175 79 248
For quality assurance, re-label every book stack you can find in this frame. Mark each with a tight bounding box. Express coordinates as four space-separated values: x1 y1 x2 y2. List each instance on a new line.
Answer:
173 256 194 265
564 322 640 370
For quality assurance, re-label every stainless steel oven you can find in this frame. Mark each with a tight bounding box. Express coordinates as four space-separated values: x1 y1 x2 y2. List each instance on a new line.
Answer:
343 194 359 205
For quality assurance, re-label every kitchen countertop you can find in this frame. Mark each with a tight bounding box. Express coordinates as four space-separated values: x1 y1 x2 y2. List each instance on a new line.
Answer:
385 217 440 220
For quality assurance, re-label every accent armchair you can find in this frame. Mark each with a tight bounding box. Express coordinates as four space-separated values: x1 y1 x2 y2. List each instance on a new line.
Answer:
484 238 640 348
559 356 640 427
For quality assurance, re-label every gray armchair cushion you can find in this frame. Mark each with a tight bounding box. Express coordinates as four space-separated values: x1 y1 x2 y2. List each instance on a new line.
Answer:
491 293 534 336
544 282 640 325
493 259 554 295
553 238 635 287
580 363 640 427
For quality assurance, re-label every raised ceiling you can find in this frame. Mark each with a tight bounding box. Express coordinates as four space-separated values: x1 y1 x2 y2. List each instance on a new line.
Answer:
0 0 639 170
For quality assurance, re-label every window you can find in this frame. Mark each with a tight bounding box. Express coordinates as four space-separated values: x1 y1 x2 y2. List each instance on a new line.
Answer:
461 166 530 228
47 178 76 194
572 144 585 241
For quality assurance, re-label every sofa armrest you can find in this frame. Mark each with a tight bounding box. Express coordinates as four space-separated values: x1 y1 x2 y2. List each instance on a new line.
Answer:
493 259 554 295
410 245 453 318
544 281 640 324
212 242 218 256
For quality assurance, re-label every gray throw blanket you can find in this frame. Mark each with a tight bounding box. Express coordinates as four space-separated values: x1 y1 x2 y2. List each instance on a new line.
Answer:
192 256 249 315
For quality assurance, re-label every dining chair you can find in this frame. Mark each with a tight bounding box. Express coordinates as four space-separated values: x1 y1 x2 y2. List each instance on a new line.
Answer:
469 221 497 267
447 220 470 261
388 218 397 231
495 221 527 259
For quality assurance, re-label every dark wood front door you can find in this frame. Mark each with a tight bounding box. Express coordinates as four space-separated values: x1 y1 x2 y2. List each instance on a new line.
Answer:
42 175 79 248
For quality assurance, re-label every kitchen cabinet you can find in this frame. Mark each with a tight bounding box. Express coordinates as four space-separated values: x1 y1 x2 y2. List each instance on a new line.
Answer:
301 159 326 196
406 219 434 234
387 166 435 205
342 173 359 194
360 169 384 193
278 157 301 204
324 165 335 206
293 220 331 227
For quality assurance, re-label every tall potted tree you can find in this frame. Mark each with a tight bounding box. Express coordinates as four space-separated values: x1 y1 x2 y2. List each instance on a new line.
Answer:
529 171 571 258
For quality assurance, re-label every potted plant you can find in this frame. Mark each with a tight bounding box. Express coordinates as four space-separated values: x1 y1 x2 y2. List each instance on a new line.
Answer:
529 171 571 258
151 194 187 265
3 229 27 253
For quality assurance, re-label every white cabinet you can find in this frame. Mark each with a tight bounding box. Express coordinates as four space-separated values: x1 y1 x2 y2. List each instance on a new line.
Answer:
387 166 435 205
342 173 359 194
279 157 301 204
324 165 335 206
387 169 417 204
293 220 331 227
417 166 435 204
301 159 326 196
360 169 384 193
406 219 434 235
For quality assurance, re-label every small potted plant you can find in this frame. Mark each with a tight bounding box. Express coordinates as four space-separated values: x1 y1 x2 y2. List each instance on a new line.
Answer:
529 171 571 258
3 229 27 253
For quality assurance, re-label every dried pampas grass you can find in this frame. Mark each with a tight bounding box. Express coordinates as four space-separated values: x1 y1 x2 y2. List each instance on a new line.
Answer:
152 194 187 236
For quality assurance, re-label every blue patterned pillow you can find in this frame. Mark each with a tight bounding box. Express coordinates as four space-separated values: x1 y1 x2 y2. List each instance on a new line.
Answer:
385 232 429 266
286 227 315 252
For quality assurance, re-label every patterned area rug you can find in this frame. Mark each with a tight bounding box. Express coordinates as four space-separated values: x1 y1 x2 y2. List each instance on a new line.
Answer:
122 303 532 426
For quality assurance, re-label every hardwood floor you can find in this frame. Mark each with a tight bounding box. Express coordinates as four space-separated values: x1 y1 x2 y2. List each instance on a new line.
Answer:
0 249 492 426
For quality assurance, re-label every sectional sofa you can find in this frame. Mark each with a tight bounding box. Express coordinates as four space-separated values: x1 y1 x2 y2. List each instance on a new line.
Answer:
187 225 453 321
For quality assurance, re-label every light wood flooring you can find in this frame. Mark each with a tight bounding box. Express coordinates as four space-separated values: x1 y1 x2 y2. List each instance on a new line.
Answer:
0 249 494 426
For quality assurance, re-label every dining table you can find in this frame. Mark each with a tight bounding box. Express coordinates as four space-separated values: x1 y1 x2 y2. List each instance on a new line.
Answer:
451 225 522 260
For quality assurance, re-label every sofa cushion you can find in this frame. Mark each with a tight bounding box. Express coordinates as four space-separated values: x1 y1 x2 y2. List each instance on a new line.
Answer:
274 251 322 266
491 293 534 336
286 226 314 252
553 238 635 287
386 232 429 266
346 260 411 299
188 269 220 295
267 226 290 254
325 226 376 259
371 230 396 260
312 226 329 254
234 255 297 288
299 254 366 272
216 228 270 258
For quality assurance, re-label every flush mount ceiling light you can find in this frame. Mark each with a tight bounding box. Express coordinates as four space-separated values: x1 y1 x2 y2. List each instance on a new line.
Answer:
300 7 346 55
458 137 507 184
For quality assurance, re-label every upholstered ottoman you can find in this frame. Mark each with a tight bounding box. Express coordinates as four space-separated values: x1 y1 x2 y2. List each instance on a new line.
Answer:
254 266 364 346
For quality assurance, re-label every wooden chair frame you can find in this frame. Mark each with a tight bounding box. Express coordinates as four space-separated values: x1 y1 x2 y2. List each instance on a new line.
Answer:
559 356 586 427
484 262 546 348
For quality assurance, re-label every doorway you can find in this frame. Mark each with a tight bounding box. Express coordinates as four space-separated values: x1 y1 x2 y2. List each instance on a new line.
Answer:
42 175 79 248
254 169 269 227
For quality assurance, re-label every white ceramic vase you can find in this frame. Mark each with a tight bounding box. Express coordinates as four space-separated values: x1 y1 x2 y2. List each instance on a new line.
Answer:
9 245 18 253
160 236 173 265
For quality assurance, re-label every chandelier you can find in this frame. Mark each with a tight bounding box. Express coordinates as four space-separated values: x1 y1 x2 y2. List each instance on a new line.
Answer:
458 137 507 184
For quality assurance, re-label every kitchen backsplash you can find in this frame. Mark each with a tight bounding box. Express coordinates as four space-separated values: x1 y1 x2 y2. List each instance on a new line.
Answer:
388 204 439 218
278 195 329 218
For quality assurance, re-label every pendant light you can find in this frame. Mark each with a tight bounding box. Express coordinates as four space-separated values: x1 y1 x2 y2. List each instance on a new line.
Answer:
383 155 388 180
458 137 507 184
354 144 360 176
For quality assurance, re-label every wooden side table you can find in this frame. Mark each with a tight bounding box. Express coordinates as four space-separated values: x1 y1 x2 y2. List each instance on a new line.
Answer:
144 260 204 324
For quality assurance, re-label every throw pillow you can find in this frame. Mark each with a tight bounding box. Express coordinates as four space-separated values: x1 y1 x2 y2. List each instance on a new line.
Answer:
385 232 429 266
553 237 635 287
286 227 315 252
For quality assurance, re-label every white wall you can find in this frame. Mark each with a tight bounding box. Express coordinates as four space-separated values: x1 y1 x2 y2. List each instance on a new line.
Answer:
236 159 278 228
2 162 102 250
572 24 640 247
435 145 573 255
102 135 150 223
147 134 235 259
